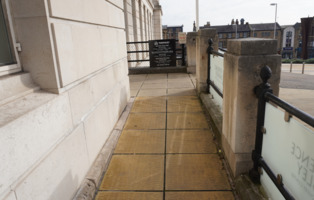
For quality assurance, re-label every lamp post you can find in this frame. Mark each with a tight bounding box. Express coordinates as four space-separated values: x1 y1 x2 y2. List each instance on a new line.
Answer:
235 23 238 38
196 0 199 31
270 3 277 39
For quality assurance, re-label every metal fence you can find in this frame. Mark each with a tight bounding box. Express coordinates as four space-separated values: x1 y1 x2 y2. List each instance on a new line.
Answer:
126 41 150 68
249 66 314 200
206 39 314 199
126 40 186 68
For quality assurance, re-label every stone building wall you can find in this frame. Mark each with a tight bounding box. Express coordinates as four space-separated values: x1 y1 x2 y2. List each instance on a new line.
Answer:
0 0 159 199
124 0 158 43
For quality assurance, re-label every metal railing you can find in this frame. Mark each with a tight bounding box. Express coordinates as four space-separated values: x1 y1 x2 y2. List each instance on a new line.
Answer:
249 65 314 200
126 41 150 68
126 40 186 68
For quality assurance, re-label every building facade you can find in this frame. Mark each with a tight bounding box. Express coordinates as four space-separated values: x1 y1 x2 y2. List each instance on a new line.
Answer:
250 23 282 52
0 0 161 199
200 20 282 52
301 17 314 59
124 0 162 43
281 23 302 58
162 25 184 40
201 19 251 49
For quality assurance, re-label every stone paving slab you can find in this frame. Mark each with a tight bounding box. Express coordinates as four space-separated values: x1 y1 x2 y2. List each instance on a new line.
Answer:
142 82 168 89
99 155 164 191
132 96 166 113
124 113 166 130
167 96 203 112
279 88 314 116
167 113 209 129
166 154 231 191
166 130 216 154
96 192 163 200
114 130 165 154
95 73 234 200
165 191 234 200
138 88 167 97
167 88 196 96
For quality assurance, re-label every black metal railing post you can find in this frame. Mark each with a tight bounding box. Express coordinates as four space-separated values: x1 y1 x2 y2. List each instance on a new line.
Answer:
207 39 213 93
181 44 186 66
249 65 273 183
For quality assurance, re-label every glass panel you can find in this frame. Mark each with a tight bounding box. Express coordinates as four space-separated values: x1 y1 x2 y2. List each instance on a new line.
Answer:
0 2 14 66
261 103 314 199
209 54 224 110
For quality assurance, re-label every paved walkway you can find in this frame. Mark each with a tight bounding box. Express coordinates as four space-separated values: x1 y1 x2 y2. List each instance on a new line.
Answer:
281 63 314 75
279 71 314 116
95 73 234 200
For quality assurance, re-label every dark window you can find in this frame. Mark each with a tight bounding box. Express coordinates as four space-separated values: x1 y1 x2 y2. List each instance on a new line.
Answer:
285 31 292 47
0 2 14 66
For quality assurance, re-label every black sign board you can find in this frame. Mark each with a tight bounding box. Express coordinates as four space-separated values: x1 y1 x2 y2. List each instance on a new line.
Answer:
149 39 176 67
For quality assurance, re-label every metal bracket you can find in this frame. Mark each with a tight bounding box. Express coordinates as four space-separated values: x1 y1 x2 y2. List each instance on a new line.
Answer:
258 167 263 175
284 111 292 122
277 174 283 185
15 43 22 52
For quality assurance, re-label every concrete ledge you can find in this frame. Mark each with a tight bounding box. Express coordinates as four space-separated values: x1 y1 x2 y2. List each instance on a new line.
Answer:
73 97 135 200
235 174 268 200
128 66 187 74
200 93 222 139
222 135 253 176
200 92 268 199
0 72 39 106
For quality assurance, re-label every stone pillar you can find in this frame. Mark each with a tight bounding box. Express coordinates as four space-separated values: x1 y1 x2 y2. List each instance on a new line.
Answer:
152 0 162 40
196 29 217 93
186 32 197 74
222 38 281 177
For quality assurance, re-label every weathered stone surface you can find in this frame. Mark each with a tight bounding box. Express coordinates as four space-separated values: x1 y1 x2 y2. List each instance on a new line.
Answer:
186 32 197 73
73 179 96 200
196 29 217 93
222 39 281 177
15 125 89 200
235 174 268 200
74 98 134 200
227 38 277 56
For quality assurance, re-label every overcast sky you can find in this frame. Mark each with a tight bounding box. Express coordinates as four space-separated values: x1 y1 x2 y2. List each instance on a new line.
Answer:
159 0 314 32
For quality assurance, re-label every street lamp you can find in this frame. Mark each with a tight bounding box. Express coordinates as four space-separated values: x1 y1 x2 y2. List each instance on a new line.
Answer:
270 3 277 39
196 0 199 31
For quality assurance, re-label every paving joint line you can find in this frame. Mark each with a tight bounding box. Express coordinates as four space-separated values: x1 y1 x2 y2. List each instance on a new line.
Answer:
163 73 169 200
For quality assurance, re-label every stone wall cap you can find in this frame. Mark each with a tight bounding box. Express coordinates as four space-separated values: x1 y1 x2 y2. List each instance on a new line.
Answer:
187 32 198 36
227 38 277 55
198 28 217 36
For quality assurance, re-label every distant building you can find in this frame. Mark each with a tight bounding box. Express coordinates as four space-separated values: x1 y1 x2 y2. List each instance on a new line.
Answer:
250 23 282 52
200 19 282 51
199 19 285 55
201 19 251 49
301 17 314 59
162 25 184 40
281 23 302 59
